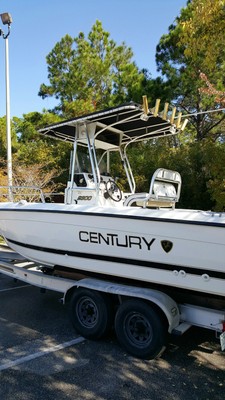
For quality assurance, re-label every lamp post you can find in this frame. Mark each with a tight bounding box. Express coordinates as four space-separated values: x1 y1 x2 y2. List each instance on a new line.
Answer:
0 12 13 200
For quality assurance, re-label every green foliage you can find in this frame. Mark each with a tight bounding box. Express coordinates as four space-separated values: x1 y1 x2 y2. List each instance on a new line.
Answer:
0 116 18 157
39 20 144 117
121 136 225 211
181 0 225 72
200 140 225 211
14 111 72 188
155 0 225 142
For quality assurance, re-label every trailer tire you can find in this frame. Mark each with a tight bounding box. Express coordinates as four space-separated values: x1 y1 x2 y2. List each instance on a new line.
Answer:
115 299 167 359
69 288 112 340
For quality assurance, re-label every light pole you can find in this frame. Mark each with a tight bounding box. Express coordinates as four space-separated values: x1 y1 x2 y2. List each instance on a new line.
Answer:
0 12 13 200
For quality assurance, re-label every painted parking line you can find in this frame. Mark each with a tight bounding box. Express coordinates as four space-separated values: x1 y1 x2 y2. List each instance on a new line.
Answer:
0 337 85 372
0 285 30 293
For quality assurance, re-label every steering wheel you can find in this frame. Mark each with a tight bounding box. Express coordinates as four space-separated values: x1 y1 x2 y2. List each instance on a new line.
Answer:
105 180 122 202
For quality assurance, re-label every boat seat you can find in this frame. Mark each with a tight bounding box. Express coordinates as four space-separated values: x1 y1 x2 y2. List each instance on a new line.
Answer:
124 168 182 208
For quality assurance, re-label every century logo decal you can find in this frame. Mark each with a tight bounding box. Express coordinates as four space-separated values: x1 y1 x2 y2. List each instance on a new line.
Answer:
79 230 156 251
79 231 173 253
79 231 174 253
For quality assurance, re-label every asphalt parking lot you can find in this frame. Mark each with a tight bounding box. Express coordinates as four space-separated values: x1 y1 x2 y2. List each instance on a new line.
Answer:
0 260 224 400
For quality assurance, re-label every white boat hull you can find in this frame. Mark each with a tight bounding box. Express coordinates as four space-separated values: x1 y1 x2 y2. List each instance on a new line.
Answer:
0 202 225 298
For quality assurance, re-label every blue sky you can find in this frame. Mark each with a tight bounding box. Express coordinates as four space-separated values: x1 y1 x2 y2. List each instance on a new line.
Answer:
0 0 187 118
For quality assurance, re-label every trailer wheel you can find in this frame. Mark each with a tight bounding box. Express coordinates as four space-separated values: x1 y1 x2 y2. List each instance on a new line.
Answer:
115 299 167 359
69 288 112 340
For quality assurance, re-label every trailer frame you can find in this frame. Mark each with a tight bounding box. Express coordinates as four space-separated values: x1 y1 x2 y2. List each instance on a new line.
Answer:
0 251 224 357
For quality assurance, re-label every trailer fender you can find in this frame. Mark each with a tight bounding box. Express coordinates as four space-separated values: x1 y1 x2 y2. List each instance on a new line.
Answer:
64 278 180 333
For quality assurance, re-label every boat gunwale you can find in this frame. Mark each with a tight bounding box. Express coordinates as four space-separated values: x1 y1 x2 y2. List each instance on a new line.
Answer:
0 206 225 228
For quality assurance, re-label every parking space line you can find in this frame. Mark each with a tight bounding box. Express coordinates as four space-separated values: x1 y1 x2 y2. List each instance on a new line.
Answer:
0 285 30 293
0 337 85 371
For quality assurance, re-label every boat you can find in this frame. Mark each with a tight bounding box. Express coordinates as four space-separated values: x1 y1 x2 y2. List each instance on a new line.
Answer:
0 99 224 305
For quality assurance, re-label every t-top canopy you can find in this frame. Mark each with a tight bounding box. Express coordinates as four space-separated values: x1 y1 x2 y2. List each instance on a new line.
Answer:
39 101 182 149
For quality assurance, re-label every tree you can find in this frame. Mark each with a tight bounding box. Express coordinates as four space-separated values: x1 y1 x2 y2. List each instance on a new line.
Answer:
0 116 18 158
153 0 225 211
13 162 60 201
0 157 61 202
181 0 225 73
155 0 225 141
14 111 72 189
39 20 144 117
0 110 71 201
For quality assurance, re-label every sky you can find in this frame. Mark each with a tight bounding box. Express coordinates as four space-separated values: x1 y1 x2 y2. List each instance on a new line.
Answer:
0 0 187 118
